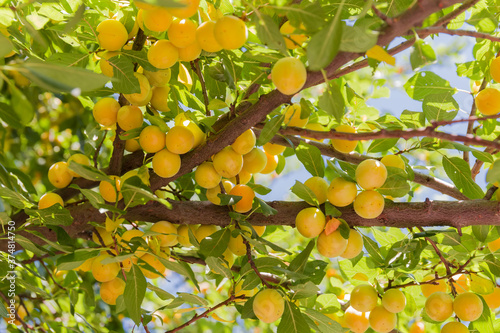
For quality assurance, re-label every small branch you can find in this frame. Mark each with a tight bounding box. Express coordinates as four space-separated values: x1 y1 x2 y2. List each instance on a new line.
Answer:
190 59 210 116
39 259 67 291
464 80 487 163
414 27 500 43
276 125 500 151
132 28 147 52
164 294 246 333
484 186 497 201
235 222 272 289
93 129 107 168
372 5 394 25
142 317 152 333
108 123 125 176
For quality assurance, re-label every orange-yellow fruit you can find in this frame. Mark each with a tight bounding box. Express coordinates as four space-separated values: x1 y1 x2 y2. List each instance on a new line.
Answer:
453 292 483 322
260 153 278 174
48 162 73 188
263 142 286 155
67 153 91 177
280 21 307 49
38 193 64 209
490 56 500 83
177 224 197 247
295 207 325 238
355 159 387 190
93 226 114 247
441 322 468 333
99 176 122 203
96 19 128 51
317 229 348 258
74 256 95 272
451 274 469 294
99 51 119 77
119 229 148 255
123 72 152 106
487 237 500 252
140 252 169 279
368 305 397 333
229 184 255 213
103 94 129 124
252 289 285 323
178 40 201 62
152 149 181 178
381 289 406 313
231 129 256 155
353 190 385 219
242 148 267 174
331 125 358 153
150 85 171 112
350 284 379 313
196 21 222 53
380 155 405 170
283 103 308 127
341 229 363 259
100 277 126 305
125 139 141 152
150 221 178 247
476 88 500 115
409 321 425 333
143 7 172 32
424 291 453 322
139 125 166 153
214 15 248 50
482 287 500 309
206 180 233 205
213 147 243 178
227 225 250 256
167 0 200 19
91 253 121 282
168 19 197 48
304 176 329 204
327 177 357 207
143 68 171 87
195 224 219 243
165 126 195 154
147 40 179 69
271 57 307 95
195 162 221 189
117 105 143 132
344 307 369 333
421 275 447 297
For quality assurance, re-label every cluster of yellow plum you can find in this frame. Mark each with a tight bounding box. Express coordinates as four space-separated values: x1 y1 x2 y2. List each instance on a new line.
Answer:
473 55 500 116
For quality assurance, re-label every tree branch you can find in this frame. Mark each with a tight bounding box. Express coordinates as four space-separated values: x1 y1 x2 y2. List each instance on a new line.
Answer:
191 59 210 116
164 294 246 333
415 27 500 43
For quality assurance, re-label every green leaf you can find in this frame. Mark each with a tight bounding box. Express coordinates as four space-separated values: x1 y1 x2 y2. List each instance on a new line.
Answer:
57 249 100 270
303 308 343 333
400 110 425 129
25 205 73 226
199 228 230 258
484 254 500 276
367 138 399 153
339 24 377 53
0 33 13 58
318 81 345 122
121 49 157 72
12 59 110 93
205 256 233 279
324 202 342 217
255 197 278 216
15 235 48 256
282 3 325 31
315 294 341 313
486 159 500 184
442 156 484 199
124 265 147 326
9 84 35 126
147 283 174 300
256 114 285 146
378 166 410 198
422 92 459 122
177 292 209 306
68 162 111 182
473 225 491 243
307 4 344 71
288 240 315 273
277 300 310 333
362 234 384 266
0 186 31 209
106 54 140 94
253 13 287 55
291 281 320 300
157 257 200 291
295 142 325 177
404 71 455 101
410 39 437 70
290 181 319 206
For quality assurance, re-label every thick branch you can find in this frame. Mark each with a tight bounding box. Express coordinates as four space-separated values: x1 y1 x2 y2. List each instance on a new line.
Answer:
278 126 500 151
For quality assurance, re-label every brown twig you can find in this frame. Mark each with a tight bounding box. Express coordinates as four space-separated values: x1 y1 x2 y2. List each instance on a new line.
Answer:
414 27 500 43
93 129 107 168
484 186 497 200
164 294 246 333
39 259 67 291
191 59 210 116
